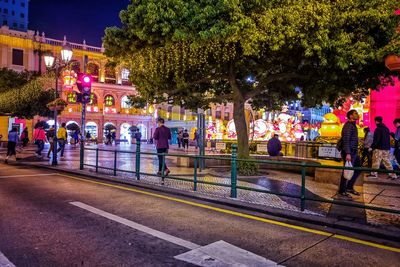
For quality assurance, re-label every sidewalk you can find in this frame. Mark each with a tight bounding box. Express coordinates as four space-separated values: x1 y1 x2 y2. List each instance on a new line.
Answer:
2 143 400 238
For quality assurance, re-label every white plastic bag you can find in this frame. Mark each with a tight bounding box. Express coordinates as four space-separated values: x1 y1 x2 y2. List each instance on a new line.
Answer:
343 161 354 180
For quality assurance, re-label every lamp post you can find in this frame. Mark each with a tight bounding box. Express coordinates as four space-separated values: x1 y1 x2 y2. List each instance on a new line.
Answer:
44 44 73 165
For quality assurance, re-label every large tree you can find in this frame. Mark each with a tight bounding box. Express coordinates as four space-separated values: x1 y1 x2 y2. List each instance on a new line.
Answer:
104 0 399 158
0 73 55 118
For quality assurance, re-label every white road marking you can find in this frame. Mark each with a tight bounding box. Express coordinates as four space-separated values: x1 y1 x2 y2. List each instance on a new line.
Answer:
0 251 15 267
0 173 57 179
70 201 282 266
175 240 282 266
70 201 201 250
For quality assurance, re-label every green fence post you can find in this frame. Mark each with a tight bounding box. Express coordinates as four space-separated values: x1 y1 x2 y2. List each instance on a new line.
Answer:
113 150 117 176
95 148 99 173
161 153 166 183
194 157 198 191
301 162 306 211
135 140 141 180
79 141 84 170
231 144 237 198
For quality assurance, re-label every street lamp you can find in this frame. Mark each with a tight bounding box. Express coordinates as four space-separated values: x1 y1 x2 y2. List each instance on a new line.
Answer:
44 43 73 165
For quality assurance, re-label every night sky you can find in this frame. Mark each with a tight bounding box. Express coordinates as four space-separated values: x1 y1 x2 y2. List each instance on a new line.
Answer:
29 0 130 47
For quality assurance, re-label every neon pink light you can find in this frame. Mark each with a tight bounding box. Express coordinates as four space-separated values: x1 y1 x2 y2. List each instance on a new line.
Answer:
370 77 400 132
83 76 91 83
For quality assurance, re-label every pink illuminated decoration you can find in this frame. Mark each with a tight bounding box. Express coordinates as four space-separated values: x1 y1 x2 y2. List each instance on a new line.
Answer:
83 76 91 84
370 77 400 132
395 9 400 15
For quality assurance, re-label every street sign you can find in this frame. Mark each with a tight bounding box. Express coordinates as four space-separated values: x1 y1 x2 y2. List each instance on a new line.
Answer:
257 144 268 152
318 145 341 158
215 142 226 150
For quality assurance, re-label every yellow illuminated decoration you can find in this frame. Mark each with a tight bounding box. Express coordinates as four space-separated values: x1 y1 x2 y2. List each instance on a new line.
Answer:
319 113 342 137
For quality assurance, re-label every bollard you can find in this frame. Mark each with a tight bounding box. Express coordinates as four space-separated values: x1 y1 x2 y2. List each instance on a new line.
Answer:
193 157 198 191
135 140 141 180
113 150 117 176
95 148 99 173
230 144 237 198
300 162 306 211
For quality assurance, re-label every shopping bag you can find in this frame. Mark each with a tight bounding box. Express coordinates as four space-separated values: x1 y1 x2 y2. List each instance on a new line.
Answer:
343 161 354 180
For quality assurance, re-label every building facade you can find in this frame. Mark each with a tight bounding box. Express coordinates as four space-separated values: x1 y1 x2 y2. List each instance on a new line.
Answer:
0 0 28 31
0 25 153 143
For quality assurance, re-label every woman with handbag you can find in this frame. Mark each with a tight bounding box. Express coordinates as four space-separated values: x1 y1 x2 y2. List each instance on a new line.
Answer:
33 125 47 158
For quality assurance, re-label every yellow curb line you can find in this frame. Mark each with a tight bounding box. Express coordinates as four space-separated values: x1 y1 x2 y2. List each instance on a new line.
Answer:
58 173 400 253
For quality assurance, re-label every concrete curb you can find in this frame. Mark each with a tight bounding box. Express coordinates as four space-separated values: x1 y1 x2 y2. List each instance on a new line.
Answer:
13 161 400 243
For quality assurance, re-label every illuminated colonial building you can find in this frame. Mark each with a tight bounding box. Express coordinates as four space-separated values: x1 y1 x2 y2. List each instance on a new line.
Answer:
0 26 153 143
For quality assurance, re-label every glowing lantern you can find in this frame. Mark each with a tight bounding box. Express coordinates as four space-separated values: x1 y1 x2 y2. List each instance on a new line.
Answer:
63 70 77 90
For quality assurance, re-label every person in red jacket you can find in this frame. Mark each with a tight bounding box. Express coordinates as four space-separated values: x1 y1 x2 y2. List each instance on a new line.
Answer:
153 118 172 181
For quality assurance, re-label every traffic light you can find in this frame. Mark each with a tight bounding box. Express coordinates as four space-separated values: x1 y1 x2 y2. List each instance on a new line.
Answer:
76 73 92 104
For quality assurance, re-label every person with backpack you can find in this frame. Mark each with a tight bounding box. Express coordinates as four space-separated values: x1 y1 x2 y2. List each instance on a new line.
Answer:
33 125 47 158
20 127 29 147
5 127 19 163
368 116 397 179
338 110 361 197
46 126 56 159
182 129 190 150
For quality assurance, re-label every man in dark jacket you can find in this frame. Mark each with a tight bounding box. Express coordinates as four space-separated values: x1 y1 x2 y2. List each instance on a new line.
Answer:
393 118 400 179
153 118 172 181
368 116 396 179
267 134 283 156
338 109 361 197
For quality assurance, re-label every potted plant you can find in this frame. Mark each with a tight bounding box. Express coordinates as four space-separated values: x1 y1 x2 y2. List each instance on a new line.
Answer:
47 98 68 111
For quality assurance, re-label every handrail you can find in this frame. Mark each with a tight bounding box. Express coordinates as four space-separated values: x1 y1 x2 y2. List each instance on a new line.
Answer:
81 143 400 215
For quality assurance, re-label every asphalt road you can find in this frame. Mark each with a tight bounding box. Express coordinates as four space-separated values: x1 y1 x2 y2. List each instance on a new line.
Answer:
0 164 399 267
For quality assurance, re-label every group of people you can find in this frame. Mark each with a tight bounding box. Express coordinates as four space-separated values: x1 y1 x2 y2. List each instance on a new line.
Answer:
32 123 68 159
338 110 400 198
177 129 191 149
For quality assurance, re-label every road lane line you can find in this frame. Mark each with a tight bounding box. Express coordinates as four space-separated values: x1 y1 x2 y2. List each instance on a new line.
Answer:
0 173 57 179
59 174 400 253
0 251 15 267
70 201 201 250
70 202 280 266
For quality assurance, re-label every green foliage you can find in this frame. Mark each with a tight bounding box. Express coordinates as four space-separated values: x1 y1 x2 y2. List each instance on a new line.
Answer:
127 95 148 109
104 0 399 156
0 68 38 93
0 74 55 118
237 157 259 176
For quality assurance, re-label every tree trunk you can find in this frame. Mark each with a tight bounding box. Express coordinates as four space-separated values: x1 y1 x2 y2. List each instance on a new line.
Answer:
233 96 249 158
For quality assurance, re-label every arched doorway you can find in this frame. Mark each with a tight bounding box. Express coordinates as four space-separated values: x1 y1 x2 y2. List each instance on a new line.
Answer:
137 123 148 141
85 122 98 140
120 123 131 144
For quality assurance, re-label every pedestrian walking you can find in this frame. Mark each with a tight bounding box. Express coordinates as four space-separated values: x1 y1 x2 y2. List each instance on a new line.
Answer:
46 126 56 159
153 118 171 182
20 127 29 147
182 129 189 150
338 110 361 197
72 129 80 145
361 127 373 168
5 127 19 163
106 132 112 145
393 118 400 173
177 130 183 148
57 123 67 158
194 130 199 149
267 134 283 156
134 129 142 144
33 125 47 158
368 116 397 179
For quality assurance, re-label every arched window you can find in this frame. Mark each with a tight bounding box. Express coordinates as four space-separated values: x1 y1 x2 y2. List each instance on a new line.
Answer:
89 93 97 105
67 92 77 103
104 95 115 107
121 96 131 109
